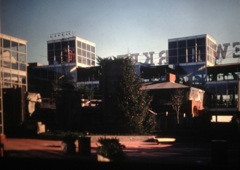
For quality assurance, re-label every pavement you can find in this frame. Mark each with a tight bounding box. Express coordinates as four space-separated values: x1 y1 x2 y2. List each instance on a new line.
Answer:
1 135 240 169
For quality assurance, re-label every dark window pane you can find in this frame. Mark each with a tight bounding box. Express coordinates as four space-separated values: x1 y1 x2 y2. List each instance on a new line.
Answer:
197 38 206 46
69 40 75 48
178 40 186 48
55 42 61 50
169 49 177 56
187 39 195 47
3 39 10 49
48 43 54 51
11 41 18 51
169 41 177 49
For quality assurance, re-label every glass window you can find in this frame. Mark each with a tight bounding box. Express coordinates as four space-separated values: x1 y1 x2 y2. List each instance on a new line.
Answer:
3 49 10 61
3 39 10 49
91 53 95 59
169 42 177 49
19 43 26 53
169 49 177 56
188 54 193 63
169 56 177 64
187 39 195 47
82 43 86 50
77 49 81 55
197 38 206 46
78 56 82 63
87 52 90 58
91 60 95 66
48 43 54 51
20 63 26 71
0 38 2 47
12 52 18 66
69 40 75 48
82 57 86 64
62 41 68 50
4 72 11 81
179 56 186 63
55 42 61 50
91 46 95 53
178 40 186 48
11 41 18 51
77 41 81 48
178 48 186 56
3 61 10 68
19 53 26 62
82 50 86 57
87 44 90 51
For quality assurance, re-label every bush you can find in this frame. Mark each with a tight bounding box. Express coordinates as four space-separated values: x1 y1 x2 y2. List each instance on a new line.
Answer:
97 137 126 161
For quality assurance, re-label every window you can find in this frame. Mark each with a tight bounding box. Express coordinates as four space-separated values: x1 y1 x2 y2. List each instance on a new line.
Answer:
19 43 26 53
55 42 61 50
87 44 90 51
19 53 26 62
78 49 81 55
169 42 177 49
187 39 195 47
11 41 18 51
82 43 86 50
48 43 54 51
178 40 186 48
77 41 81 48
169 49 177 56
20 63 26 71
87 52 90 58
197 38 206 46
3 39 10 49
91 46 95 53
12 51 17 60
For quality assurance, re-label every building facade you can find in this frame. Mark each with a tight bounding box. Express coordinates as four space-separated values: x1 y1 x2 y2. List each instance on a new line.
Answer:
168 34 217 86
0 33 28 134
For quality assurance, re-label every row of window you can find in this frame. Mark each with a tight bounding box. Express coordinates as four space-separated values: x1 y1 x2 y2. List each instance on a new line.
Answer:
48 41 96 53
0 38 26 53
77 56 95 66
1 49 27 63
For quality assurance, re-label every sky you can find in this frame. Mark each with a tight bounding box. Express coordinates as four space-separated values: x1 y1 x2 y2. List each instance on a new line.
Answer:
1 0 240 65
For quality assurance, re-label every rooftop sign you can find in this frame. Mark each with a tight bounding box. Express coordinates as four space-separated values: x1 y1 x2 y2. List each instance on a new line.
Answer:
50 31 74 40
116 41 240 65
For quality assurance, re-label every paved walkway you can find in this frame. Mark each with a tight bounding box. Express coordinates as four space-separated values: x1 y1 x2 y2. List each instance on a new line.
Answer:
1 136 240 169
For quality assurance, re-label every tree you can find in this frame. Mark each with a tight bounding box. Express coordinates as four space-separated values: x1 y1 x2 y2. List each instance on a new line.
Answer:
171 89 184 125
98 56 155 134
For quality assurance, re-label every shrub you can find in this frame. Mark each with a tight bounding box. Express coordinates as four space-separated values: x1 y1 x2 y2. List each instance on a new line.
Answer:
97 137 126 161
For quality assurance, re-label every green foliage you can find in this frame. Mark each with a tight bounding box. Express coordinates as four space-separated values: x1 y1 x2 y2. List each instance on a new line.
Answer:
117 58 156 134
97 56 156 134
97 137 126 161
77 84 94 99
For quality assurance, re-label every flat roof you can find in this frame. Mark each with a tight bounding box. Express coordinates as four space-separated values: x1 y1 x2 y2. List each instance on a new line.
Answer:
168 34 217 44
0 33 28 44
